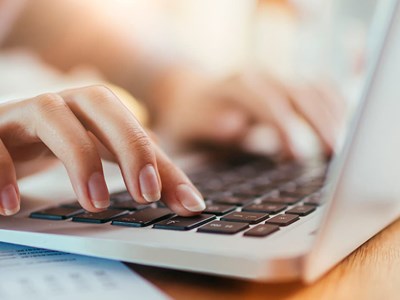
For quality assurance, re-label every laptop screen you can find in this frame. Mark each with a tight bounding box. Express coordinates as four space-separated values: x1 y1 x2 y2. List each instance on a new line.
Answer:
304 0 400 282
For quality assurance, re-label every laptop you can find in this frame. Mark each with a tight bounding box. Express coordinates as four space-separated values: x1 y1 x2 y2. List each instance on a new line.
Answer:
0 0 399 283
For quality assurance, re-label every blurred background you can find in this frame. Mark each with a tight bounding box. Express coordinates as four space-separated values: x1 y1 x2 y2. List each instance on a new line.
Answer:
0 0 379 102
105 0 378 100
0 0 387 160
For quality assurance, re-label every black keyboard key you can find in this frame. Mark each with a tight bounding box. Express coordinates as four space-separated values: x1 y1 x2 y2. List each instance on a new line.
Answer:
109 191 150 210
303 193 324 206
110 191 136 202
154 214 216 231
221 175 242 184
198 221 249 234
109 200 148 211
244 224 279 237
233 189 279 198
204 204 236 216
269 170 296 182
265 214 299 226
298 177 325 188
250 176 272 186
307 181 325 188
156 202 167 208
72 209 127 224
232 184 277 196
294 186 320 194
279 191 305 198
280 186 319 198
286 205 315 216
200 179 224 190
242 203 287 214
200 189 222 198
112 208 174 227
60 201 82 209
221 211 269 224
230 190 261 197
30 207 84 220
261 196 300 205
278 182 298 193
208 195 253 206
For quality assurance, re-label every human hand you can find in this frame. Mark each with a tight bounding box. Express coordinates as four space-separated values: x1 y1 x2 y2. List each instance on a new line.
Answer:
151 70 345 159
0 85 205 216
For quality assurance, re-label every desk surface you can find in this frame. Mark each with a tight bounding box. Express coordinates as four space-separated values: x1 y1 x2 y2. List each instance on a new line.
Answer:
130 217 400 300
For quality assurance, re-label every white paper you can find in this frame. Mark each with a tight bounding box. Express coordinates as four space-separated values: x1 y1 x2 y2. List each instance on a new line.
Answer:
0 242 168 300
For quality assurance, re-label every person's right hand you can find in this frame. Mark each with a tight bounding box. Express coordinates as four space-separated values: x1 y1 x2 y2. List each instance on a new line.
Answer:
0 85 205 216
149 69 345 160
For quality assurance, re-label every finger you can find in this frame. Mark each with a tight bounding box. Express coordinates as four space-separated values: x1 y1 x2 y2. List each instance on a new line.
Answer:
60 85 161 204
0 139 20 216
241 124 283 156
312 81 347 125
88 129 161 162
222 74 303 159
191 104 250 145
286 84 339 153
87 131 194 214
154 146 205 216
175 88 251 145
25 93 109 211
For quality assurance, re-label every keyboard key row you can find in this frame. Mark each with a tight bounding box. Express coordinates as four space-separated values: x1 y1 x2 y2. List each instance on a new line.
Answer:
30 207 84 220
244 224 279 237
204 204 236 215
61 195 150 211
29 204 302 238
154 214 216 231
207 195 253 206
72 209 127 224
29 192 318 237
286 205 315 216
265 214 299 226
112 208 174 227
260 196 300 205
242 203 287 214
198 221 249 234
220 211 269 224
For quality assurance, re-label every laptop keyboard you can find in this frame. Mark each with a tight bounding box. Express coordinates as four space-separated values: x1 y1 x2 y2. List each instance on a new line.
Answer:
29 157 327 238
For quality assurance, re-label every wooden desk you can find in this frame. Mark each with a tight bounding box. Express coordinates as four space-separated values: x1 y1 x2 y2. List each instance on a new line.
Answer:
129 218 400 300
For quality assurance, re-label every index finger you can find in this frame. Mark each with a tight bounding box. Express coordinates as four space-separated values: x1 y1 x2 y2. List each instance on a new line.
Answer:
220 74 304 158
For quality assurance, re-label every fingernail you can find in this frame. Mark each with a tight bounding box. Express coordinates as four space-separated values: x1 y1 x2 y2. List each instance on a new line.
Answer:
88 172 109 209
139 164 161 202
176 184 205 212
1 184 20 216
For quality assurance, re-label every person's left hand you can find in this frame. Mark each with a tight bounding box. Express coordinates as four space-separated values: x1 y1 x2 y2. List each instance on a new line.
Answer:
0 85 206 216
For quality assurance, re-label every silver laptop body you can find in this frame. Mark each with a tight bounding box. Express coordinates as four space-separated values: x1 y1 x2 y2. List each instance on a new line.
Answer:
0 0 399 283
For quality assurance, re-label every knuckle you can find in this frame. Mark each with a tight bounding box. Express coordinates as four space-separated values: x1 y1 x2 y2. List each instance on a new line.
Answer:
33 93 67 114
0 150 13 174
69 141 97 161
0 158 11 172
123 127 153 155
83 85 117 104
